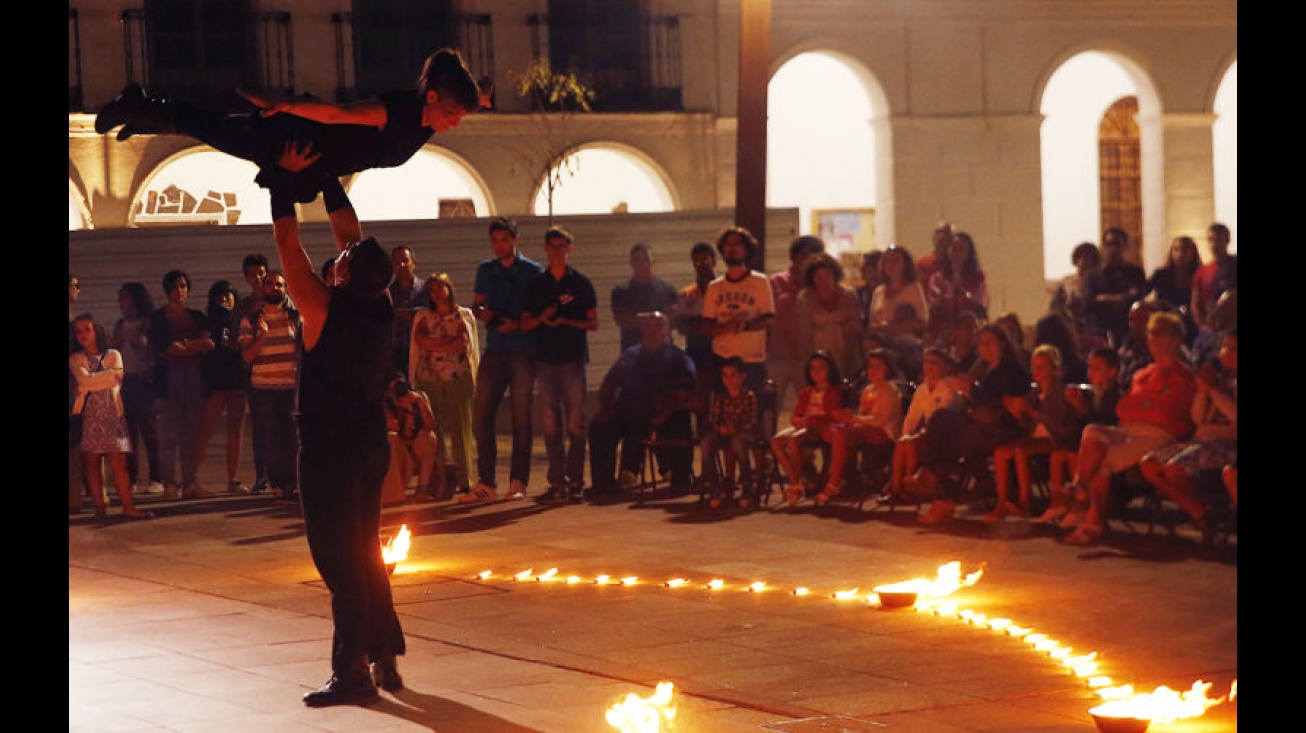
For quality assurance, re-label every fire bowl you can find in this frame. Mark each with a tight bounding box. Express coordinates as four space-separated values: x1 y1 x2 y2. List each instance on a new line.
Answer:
875 590 919 608
1090 713 1151 733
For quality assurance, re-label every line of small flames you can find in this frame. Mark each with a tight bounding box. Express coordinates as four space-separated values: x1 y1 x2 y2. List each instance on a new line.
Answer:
459 559 1234 731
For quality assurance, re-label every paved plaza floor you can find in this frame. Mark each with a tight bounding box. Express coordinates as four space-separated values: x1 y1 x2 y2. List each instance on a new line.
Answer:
70 438 1237 732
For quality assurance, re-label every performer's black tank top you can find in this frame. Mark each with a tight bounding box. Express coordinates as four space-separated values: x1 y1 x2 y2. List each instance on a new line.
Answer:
296 286 394 435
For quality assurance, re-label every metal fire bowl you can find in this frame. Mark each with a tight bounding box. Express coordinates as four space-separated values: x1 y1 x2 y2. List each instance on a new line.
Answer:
875 591 918 608
1090 713 1151 733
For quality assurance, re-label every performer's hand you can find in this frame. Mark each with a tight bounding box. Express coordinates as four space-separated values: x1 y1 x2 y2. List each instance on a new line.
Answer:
237 88 289 117
278 140 322 172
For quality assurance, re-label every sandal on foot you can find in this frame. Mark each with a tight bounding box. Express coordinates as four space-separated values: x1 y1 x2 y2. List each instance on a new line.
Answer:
1064 523 1103 545
813 486 840 505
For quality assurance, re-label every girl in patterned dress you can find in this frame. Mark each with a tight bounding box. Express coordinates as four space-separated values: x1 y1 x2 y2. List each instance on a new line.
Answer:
70 314 153 519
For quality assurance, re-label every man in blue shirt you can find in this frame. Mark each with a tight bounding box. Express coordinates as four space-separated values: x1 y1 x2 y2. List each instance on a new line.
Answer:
587 311 697 500
461 217 544 503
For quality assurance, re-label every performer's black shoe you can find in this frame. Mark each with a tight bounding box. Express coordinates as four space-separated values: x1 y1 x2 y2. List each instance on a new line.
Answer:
371 657 404 693
95 84 146 135
302 673 379 707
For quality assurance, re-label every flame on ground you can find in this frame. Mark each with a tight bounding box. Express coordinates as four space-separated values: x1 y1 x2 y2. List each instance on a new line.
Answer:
606 681 676 732
874 560 984 599
380 525 411 565
1091 679 1234 724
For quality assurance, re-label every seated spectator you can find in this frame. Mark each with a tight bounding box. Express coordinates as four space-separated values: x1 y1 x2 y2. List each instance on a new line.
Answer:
925 231 989 346
883 347 965 503
382 373 446 504
941 309 982 377
1138 330 1236 537
1033 312 1088 385
1116 299 1158 389
908 324 1033 524
772 351 847 507
819 348 904 504
700 357 759 509
1061 311 1197 545
989 344 1082 522
1049 241 1105 355
587 311 697 499
994 312 1031 368
1037 346 1122 524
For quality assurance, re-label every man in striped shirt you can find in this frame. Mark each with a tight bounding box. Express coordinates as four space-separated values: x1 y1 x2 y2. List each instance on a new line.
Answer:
239 270 302 502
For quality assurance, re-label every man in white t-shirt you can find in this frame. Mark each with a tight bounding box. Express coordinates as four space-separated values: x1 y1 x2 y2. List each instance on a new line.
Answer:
699 226 776 398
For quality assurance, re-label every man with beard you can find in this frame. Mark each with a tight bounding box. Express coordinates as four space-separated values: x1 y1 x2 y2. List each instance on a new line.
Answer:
238 270 301 503
699 226 776 400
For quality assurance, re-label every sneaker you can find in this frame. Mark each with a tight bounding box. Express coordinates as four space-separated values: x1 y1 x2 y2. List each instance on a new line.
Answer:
228 480 249 495
458 482 498 504
566 484 585 504
251 478 271 494
137 480 165 495
618 470 640 490
507 479 529 500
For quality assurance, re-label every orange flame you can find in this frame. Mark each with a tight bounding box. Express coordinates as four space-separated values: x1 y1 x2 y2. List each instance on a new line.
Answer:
874 560 984 599
380 525 411 565
1090 679 1231 724
605 681 676 732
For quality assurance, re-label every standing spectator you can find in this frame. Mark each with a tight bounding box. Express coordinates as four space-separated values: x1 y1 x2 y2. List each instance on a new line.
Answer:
149 269 213 500
1061 311 1197 545
389 245 428 375
611 242 679 353
867 244 930 381
701 226 777 400
914 220 955 287
700 357 759 508
1191 222 1237 332
464 216 543 503
1146 235 1201 343
110 282 163 494
587 312 697 499
855 249 885 329
410 272 478 498
239 270 301 503
670 241 719 435
70 313 153 519
925 230 989 346
69 274 84 513
1049 241 1104 355
194 280 249 494
766 235 826 416
1083 226 1146 348
264 142 406 707
796 251 863 380
237 253 272 493
521 225 599 504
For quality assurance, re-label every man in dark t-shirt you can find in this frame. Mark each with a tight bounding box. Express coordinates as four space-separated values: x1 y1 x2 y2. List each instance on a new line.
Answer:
611 242 679 352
